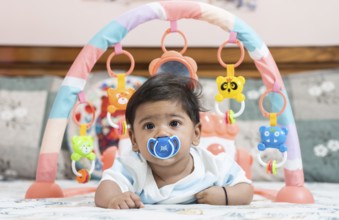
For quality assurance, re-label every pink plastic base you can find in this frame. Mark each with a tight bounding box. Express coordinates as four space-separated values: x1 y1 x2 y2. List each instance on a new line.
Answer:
25 182 64 199
275 185 314 204
25 181 97 199
254 188 278 201
255 185 314 204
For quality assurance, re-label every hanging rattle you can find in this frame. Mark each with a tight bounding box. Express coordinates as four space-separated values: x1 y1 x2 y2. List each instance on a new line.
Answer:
149 21 198 80
257 82 288 175
106 43 135 135
71 91 96 183
215 32 246 124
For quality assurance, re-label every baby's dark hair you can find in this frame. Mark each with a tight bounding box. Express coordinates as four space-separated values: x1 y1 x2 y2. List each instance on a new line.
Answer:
125 73 204 130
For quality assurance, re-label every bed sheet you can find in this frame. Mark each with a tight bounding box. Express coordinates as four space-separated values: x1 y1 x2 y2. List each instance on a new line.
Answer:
0 180 339 220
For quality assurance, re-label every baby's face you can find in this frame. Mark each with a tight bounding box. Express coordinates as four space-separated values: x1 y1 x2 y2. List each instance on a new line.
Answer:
129 100 201 167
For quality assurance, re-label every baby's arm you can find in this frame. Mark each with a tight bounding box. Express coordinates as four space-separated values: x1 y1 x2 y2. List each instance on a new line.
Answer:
195 183 253 205
95 180 144 209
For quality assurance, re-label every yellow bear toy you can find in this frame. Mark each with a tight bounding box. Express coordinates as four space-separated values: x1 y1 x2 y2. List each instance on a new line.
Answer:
107 87 135 114
215 75 246 102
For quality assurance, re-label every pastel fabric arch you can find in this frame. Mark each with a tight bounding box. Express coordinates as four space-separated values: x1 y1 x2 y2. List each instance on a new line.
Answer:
36 1 304 187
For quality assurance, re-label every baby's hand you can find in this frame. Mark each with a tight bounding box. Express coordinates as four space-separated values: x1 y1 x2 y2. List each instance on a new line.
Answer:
107 192 144 209
195 186 226 205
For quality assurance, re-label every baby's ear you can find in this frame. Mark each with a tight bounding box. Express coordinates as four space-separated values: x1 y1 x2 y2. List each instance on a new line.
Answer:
128 128 139 152
192 123 202 146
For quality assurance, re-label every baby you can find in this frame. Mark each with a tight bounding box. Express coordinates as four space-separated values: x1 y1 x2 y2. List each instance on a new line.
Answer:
95 73 253 209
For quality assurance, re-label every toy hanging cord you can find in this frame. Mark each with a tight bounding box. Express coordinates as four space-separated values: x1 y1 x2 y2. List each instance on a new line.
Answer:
215 32 246 124
71 92 96 184
106 43 135 135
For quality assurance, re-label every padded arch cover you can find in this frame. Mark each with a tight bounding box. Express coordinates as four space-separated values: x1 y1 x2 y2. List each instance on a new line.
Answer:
27 1 313 202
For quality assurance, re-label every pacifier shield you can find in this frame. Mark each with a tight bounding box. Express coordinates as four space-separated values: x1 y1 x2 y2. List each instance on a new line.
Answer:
147 136 181 159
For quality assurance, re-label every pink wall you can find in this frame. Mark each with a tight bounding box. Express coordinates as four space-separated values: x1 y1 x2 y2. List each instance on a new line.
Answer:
1 0 338 47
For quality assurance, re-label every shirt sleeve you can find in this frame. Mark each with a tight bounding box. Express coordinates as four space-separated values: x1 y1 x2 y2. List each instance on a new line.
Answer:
100 157 135 193
195 147 251 187
213 151 252 186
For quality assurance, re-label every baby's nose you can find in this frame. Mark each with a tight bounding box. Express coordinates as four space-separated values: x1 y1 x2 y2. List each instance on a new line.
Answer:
155 125 170 137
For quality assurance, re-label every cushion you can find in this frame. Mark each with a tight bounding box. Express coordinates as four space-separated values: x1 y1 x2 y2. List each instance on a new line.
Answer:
287 69 339 182
0 76 71 180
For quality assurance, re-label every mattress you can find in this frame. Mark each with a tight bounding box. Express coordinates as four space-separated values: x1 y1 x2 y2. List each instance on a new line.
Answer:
1 180 338 219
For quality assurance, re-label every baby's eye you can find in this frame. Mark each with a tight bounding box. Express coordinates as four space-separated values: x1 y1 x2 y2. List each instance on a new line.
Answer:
144 123 155 130
169 120 180 127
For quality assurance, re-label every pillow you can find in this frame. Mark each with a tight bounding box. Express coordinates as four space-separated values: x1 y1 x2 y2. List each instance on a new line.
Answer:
0 76 71 180
286 69 339 182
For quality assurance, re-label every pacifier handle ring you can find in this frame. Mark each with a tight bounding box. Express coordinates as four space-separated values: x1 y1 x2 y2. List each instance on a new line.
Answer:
161 28 188 54
106 49 135 77
259 89 287 118
214 100 245 118
257 151 287 168
217 38 245 68
71 160 95 177
147 138 157 157
72 101 95 129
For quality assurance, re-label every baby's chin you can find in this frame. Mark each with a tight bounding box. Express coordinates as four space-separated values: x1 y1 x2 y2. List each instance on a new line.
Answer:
149 153 192 167
147 156 180 167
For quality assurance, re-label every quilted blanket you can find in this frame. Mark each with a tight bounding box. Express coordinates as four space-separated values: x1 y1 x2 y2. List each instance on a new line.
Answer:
1 180 339 219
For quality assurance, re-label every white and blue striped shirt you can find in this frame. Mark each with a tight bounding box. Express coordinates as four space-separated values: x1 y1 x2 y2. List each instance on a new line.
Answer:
101 146 251 204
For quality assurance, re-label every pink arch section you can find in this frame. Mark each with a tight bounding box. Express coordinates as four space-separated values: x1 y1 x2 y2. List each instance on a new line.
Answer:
26 1 313 203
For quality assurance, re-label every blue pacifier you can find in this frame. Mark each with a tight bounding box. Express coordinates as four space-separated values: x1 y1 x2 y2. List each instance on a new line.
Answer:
147 136 181 159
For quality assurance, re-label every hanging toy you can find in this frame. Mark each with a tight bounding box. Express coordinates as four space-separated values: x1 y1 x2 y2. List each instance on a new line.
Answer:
71 92 96 183
215 32 246 124
258 121 288 153
149 21 198 80
106 43 135 135
107 73 135 114
257 83 288 175
215 65 246 102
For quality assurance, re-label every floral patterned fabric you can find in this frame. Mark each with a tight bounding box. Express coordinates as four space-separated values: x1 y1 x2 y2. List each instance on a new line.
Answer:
0 180 338 219
0 76 72 180
1 69 338 182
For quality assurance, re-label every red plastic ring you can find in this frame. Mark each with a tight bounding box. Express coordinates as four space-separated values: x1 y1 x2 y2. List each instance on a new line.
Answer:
72 101 95 128
161 28 188 54
106 50 135 77
217 39 245 68
259 89 287 118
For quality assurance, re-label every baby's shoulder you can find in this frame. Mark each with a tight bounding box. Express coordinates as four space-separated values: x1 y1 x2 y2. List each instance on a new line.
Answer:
191 146 236 168
192 146 233 159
